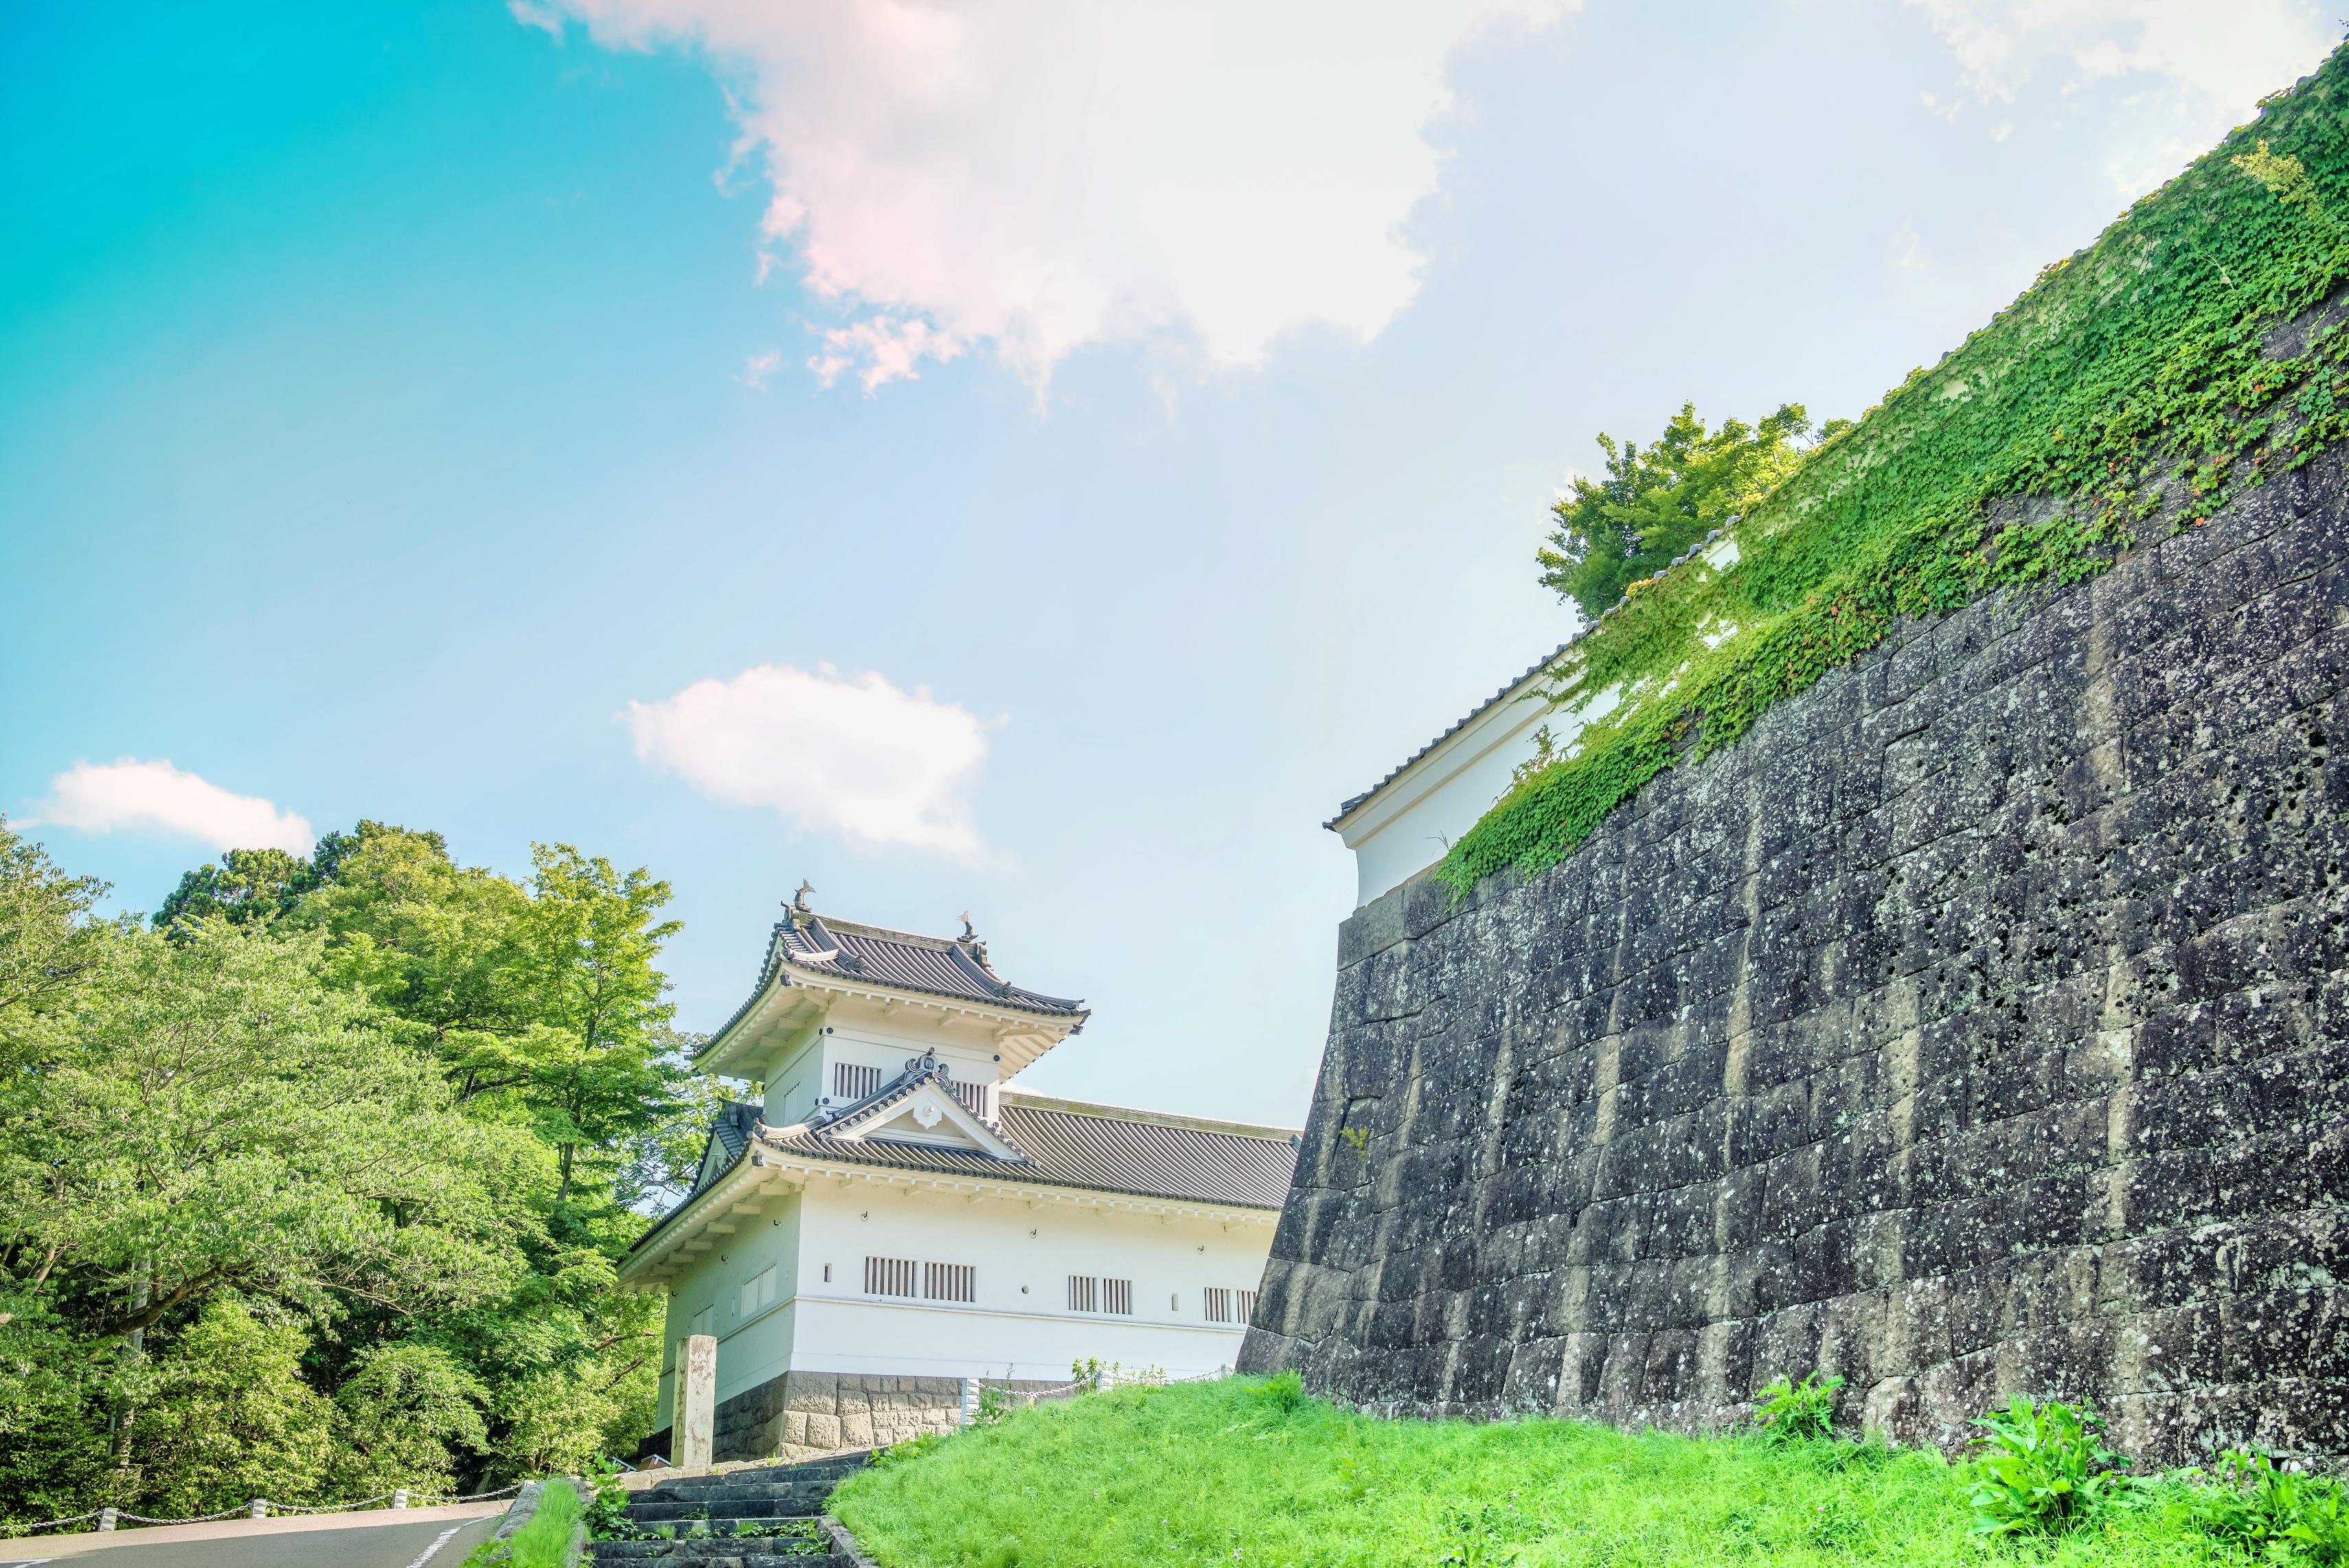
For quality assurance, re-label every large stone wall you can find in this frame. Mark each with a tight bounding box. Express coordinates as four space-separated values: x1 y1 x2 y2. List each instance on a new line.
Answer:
1242 455 2349 1463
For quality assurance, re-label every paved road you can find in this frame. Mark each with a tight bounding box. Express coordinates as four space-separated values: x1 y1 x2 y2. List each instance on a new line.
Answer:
0 1503 506 1568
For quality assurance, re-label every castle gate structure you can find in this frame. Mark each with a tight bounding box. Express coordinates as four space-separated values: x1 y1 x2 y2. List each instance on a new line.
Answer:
627 892 1296 1464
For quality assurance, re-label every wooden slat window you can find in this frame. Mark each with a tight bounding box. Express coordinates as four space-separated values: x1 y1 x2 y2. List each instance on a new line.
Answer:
1067 1275 1131 1315
946 1078 988 1117
924 1262 975 1303
834 1063 883 1101
864 1255 917 1297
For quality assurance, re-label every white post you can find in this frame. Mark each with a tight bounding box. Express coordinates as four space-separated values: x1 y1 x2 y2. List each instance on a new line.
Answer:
959 1377 975 1427
1096 1365 1114 1394
251 1499 268 1519
679 1333 718 1474
392 1488 409 1510
97 1507 117 1532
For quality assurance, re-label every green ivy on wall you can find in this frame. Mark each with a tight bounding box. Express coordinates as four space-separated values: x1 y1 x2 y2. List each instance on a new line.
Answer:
1440 47 2349 895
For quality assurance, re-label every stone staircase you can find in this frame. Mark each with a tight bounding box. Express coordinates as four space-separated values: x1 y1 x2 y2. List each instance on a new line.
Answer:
585 1453 874 1566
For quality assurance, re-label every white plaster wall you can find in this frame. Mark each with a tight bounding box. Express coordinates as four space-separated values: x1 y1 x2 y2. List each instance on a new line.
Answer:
1345 698 1551 906
763 1003 1003 1127
1341 670 1624 909
792 1181 1269 1380
653 1175 1273 1427
655 1187 804 1425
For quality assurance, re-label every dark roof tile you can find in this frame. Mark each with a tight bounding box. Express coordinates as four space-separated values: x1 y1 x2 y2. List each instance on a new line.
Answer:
765 1093 1297 1209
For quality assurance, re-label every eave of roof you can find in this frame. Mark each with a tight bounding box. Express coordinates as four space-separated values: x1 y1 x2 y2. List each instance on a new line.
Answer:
626 1089 1300 1266
1324 633 1582 832
696 909 1089 1071
1326 529 1743 834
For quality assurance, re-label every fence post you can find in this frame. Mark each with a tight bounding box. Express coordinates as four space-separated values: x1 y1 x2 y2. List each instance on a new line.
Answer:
959 1377 975 1427
251 1499 268 1519
1096 1365 1114 1394
392 1488 409 1510
98 1507 117 1532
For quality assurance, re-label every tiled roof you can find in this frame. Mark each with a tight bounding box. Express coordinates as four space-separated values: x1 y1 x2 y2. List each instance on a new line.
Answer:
771 913 1085 1017
711 1100 759 1163
765 1091 1300 1210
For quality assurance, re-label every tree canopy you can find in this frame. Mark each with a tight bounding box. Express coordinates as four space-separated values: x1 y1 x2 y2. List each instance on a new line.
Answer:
1537 402 1838 620
0 815 714 1526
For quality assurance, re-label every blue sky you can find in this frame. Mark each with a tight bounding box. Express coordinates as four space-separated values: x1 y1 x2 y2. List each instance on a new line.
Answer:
3 0 2335 1124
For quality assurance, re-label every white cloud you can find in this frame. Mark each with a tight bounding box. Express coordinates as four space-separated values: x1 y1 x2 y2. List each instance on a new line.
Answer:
508 0 566 40
806 317 964 393
531 0 1574 391
736 349 783 390
626 663 999 860
1906 0 2335 189
30 760 314 854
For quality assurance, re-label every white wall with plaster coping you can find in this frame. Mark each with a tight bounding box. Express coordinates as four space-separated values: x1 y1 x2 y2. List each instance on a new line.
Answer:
1333 661 1618 909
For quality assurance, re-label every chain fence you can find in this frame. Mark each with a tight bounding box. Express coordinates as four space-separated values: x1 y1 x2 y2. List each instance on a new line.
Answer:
1 1479 526 1538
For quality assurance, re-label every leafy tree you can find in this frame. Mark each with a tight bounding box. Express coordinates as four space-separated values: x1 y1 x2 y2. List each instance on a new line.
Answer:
328 1341 489 1499
128 1296 335 1516
516 845 685 1212
301 824 543 1100
0 819 706 1523
151 823 442 940
0 901 531 1521
152 849 314 935
1537 402 1836 619
3 919 523 1345
0 817 124 1071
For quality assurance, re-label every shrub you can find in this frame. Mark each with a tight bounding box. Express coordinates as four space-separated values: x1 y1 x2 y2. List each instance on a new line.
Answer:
1752 1372 1844 1446
1966 1396 2129 1536
1258 1372 1306 1416
581 1458 631 1539
2189 1448 2349 1565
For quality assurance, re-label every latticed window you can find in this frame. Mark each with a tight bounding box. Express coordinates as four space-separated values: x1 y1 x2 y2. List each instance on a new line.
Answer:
865 1255 917 1297
924 1262 975 1303
1067 1275 1131 1315
1204 1286 1256 1323
834 1063 883 1100
946 1078 988 1117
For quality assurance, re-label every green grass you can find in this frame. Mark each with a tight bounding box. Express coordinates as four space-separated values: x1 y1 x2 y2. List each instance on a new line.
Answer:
1439 42 2349 894
462 1479 582 1568
828 1380 2247 1567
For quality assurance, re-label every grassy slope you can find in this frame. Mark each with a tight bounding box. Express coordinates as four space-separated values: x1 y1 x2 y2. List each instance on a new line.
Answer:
1442 43 2349 891
830 1381 2234 1568
463 1479 581 1568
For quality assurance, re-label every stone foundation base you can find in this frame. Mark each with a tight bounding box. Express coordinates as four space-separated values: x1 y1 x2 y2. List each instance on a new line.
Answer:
705 1371 1065 1463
